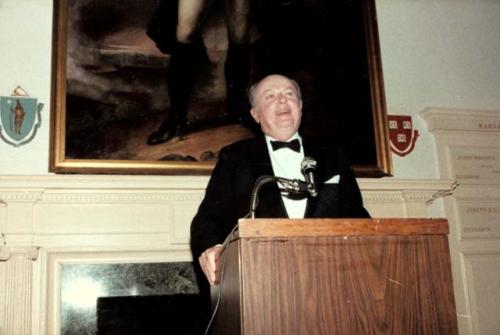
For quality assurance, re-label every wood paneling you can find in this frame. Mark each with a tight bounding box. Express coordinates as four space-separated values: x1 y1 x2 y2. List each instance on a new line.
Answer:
211 238 242 334
213 219 458 334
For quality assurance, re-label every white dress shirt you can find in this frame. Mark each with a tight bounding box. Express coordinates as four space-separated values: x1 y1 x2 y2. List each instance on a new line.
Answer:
265 133 307 218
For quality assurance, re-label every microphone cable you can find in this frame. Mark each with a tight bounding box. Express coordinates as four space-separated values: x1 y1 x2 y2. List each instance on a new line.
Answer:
203 213 248 335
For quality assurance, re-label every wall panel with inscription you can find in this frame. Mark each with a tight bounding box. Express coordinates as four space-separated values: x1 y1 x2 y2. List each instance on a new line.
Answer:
449 147 500 183
458 199 500 239
422 108 500 335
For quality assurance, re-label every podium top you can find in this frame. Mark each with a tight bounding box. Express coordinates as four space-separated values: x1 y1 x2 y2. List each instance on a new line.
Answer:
236 218 448 239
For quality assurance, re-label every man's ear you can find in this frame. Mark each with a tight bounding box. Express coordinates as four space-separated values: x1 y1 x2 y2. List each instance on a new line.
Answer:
250 108 260 123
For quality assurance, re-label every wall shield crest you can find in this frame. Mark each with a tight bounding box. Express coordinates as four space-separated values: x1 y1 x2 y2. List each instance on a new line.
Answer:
388 115 419 157
0 89 43 147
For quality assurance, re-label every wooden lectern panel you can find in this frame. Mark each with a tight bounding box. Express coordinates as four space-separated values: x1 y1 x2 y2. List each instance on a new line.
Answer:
212 219 458 334
237 218 449 238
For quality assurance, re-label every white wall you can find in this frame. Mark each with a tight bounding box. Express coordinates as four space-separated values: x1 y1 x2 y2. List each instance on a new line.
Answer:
376 0 500 178
0 0 499 178
0 0 53 175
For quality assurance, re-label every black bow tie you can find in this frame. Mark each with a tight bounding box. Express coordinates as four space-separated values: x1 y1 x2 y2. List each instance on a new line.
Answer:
270 139 301 153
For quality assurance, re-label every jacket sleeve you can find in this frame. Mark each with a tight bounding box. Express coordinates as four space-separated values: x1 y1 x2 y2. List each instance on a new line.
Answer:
190 147 239 259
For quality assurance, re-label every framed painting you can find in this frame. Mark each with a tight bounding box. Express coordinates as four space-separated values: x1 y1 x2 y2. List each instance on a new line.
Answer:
50 0 392 176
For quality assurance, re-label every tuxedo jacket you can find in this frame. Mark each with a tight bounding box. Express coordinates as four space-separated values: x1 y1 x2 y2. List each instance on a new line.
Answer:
190 135 370 258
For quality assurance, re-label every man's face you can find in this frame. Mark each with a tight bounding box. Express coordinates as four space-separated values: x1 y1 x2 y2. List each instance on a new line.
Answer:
250 75 303 141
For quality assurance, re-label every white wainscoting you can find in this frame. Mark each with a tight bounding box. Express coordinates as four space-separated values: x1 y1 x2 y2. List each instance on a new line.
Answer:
0 175 454 334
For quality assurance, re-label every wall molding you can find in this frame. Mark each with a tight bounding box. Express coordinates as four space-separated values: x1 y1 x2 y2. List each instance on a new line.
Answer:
421 107 500 133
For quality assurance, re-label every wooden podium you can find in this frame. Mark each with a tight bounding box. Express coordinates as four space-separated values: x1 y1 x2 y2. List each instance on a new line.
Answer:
210 219 458 334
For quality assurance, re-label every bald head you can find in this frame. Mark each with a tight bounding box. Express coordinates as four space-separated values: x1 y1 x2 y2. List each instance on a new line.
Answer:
248 75 302 107
249 74 303 141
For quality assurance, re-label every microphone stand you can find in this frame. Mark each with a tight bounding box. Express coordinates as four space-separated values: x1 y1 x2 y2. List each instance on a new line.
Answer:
207 175 308 334
206 175 307 333
249 175 307 219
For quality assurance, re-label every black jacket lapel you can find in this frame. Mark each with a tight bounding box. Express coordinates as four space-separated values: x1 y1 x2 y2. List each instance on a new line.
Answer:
302 136 319 217
302 136 342 218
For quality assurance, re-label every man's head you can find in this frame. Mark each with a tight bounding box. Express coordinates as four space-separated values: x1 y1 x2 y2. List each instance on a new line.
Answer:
249 74 303 141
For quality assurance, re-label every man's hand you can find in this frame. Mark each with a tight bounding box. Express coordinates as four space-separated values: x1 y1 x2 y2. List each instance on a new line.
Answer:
198 245 224 285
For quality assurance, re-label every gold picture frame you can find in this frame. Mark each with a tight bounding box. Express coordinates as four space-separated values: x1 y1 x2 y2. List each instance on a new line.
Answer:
50 0 391 176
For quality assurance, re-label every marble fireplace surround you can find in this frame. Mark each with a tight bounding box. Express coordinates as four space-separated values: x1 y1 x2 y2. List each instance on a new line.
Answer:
0 175 455 334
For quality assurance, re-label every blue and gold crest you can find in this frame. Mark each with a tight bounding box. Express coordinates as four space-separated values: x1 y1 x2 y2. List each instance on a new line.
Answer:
0 86 43 147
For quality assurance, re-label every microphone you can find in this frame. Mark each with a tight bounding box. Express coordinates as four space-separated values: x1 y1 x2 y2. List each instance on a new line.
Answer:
301 157 318 197
248 176 309 219
277 177 309 194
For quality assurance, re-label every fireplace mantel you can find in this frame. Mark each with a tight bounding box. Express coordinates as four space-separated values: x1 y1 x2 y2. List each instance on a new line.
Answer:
0 175 454 334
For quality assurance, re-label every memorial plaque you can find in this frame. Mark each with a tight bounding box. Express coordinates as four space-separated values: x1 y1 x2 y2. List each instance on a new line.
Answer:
459 201 500 239
449 147 500 182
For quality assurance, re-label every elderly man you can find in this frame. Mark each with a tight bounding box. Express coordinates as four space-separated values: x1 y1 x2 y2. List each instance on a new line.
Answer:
191 74 369 286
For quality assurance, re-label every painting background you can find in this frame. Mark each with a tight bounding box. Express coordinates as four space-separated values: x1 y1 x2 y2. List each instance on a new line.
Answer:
54 0 388 175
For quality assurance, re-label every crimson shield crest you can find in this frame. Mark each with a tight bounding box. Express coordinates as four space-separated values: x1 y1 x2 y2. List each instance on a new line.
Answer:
388 115 419 157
